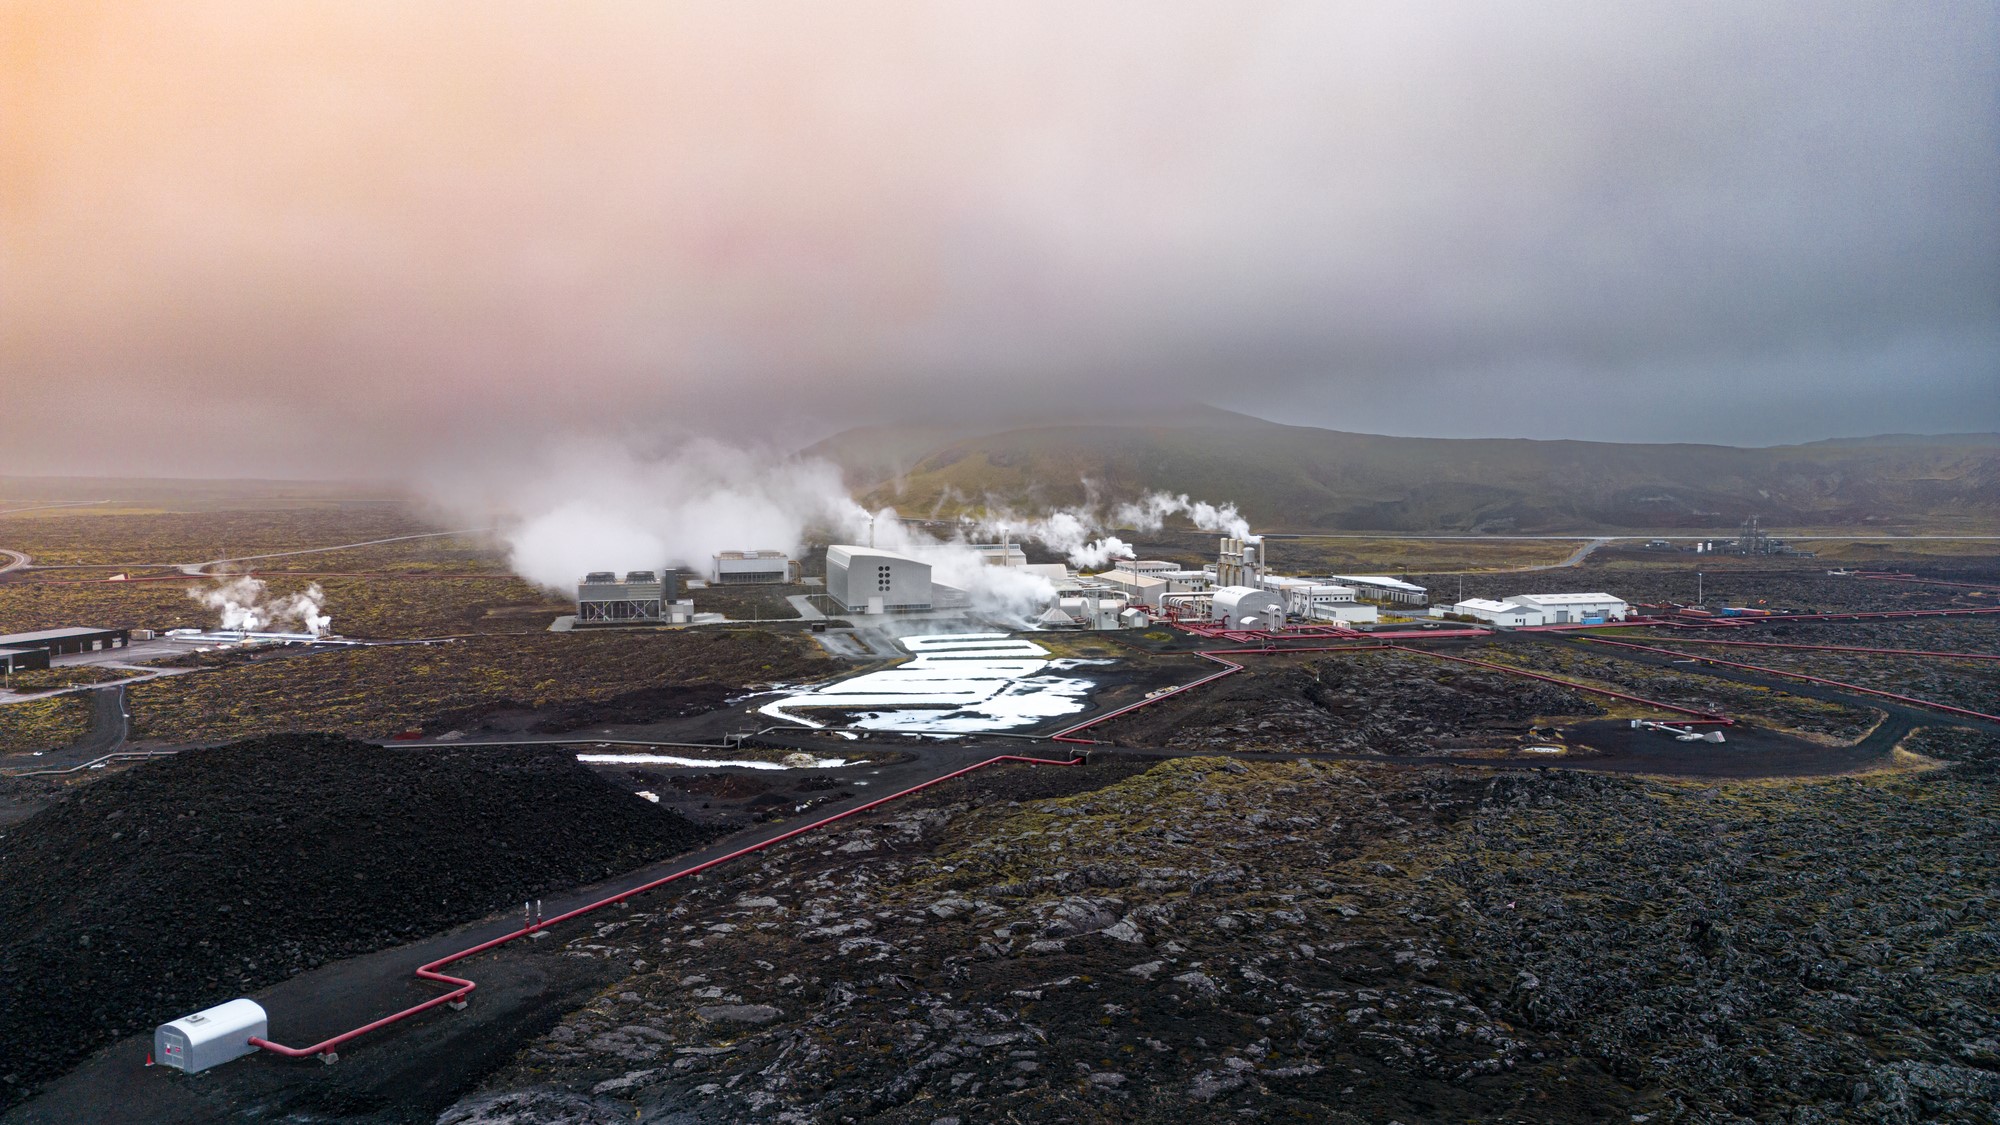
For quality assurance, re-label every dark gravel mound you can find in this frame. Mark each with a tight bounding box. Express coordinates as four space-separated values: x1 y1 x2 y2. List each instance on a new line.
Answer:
0 734 712 1106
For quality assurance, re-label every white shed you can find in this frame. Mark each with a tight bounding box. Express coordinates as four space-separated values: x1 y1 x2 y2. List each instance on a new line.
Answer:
155 998 267 1073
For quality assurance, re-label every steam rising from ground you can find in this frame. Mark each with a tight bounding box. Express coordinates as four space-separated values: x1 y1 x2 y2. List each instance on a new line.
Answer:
438 441 1249 623
192 576 333 636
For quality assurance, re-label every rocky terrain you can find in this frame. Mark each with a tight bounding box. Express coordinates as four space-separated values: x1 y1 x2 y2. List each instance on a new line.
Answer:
0 735 712 1107
437 746 2000 1124
1473 642 1883 743
1093 650 1605 755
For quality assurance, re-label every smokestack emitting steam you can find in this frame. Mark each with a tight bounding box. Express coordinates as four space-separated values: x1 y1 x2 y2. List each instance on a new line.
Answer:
192 576 334 636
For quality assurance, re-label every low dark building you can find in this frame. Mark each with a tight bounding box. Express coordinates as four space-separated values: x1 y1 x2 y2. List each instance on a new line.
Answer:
0 645 50 674
0 626 132 658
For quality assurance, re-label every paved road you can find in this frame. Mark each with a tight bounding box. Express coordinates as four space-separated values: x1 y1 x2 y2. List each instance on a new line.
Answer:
0 548 29 576
177 528 495 576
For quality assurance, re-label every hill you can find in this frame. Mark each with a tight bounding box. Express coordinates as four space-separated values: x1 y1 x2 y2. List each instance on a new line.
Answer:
807 411 2000 532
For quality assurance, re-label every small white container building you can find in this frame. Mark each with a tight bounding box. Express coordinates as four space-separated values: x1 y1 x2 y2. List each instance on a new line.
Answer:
155 998 267 1073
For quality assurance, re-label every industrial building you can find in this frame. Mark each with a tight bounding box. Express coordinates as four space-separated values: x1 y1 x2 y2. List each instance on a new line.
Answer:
576 571 678 625
970 542 1029 567
1435 598 1548 627
1329 575 1429 606
1216 536 1266 587
1260 576 1379 624
1431 592 1629 627
0 626 130 660
1212 586 1286 629
1093 559 1211 609
1502 593 1629 623
824 545 954 613
0 645 50 674
712 551 796 585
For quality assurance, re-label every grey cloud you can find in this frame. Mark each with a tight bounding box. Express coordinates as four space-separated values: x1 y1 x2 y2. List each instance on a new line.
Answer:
0 0 1993 476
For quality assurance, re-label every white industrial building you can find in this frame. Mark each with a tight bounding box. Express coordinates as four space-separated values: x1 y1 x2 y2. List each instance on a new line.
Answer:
712 551 795 585
824 545 972 613
1503 593 1629 623
1330 575 1429 606
1260 576 1379 624
1431 592 1629 627
970 542 1029 567
1093 560 1212 609
1435 598 1548 627
1212 586 1286 629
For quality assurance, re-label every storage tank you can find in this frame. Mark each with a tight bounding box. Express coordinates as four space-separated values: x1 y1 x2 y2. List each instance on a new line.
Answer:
154 998 267 1073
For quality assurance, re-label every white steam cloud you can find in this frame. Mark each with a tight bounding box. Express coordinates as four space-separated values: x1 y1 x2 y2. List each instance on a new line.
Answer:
192 576 334 636
433 440 1252 625
969 490 1251 570
1110 493 1253 540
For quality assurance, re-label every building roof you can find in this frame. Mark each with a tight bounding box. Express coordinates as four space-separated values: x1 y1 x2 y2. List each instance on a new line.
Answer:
1506 592 1625 605
1454 598 1535 614
0 626 124 646
826 544 928 566
1330 575 1428 592
715 550 788 560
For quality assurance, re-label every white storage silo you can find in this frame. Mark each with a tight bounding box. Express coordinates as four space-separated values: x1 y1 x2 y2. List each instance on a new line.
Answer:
154 998 267 1073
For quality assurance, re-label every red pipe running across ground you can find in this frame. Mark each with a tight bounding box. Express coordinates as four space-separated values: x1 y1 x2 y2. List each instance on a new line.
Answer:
1578 638 2000 724
1631 637 2000 661
248 752 1080 1062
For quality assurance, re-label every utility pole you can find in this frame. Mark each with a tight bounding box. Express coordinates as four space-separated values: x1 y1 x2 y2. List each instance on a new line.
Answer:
1696 570 1704 606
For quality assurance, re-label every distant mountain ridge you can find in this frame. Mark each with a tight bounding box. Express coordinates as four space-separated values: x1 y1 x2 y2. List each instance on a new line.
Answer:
806 411 2000 533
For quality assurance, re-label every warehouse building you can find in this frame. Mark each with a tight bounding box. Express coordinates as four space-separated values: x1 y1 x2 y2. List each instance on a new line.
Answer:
0 626 131 659
1260 576 1379 624
712 550 796 585
1502 593 1629 623
824 545 937 613
576 571 677 625
1093 560 1211 609
1329 575 1429 606
0 645 50 674
1434 598 1548 627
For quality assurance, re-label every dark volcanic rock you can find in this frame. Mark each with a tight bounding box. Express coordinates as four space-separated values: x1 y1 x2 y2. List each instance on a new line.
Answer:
0 733 712 1107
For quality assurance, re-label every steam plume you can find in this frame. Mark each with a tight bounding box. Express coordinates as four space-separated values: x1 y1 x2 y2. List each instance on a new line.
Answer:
192 576 334 636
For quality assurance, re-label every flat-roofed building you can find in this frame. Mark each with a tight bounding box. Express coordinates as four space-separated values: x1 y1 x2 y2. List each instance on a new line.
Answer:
1503 593 1628 623
1435 598 1547 627
576 571 675 625
713 550 795 585
1260 576 1378 623
1329 575 1429 606
0 646 50 673
0 626 130 657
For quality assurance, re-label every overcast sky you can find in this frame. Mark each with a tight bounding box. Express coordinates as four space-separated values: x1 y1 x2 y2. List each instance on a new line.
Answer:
3 1 1995 476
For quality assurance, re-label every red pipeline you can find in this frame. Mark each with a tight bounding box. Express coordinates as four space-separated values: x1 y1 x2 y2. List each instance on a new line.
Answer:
248 752 1080 1061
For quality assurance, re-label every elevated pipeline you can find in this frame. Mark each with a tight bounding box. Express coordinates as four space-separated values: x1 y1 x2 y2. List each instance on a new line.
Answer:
247 752 1080 1062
